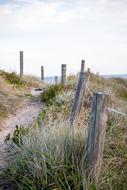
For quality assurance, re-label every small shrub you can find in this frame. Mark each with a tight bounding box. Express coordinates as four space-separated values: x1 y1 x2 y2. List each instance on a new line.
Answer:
0 71 24 86
112 78 127 87
5 125 29 147
117 87 127 100
36 109 46 126
41 84 64 105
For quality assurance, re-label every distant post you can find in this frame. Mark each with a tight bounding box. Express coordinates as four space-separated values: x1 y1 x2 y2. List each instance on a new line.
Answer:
87 68 91 74
55 76 58 85
41 66 44 81
81 60 85 72
70 60 86 125
85 92 109 183
20 51 23 78
61 64 67 84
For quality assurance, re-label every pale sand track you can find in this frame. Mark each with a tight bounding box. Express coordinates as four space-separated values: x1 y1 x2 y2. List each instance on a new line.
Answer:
0 89 43 169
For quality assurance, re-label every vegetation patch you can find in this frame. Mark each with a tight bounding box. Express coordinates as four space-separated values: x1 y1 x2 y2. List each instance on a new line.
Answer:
5 125 29 147
1 74 127 189
41 84 64 105
4 124 87 190
0 71 24 87
0 103 8 125
111 78 127 87
117 87 127 100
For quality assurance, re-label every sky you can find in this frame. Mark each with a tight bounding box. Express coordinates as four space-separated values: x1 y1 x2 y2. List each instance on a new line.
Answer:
0 0 127 77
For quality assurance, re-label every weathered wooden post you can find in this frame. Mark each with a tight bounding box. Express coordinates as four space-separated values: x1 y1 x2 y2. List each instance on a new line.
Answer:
41 66 44 81
55 76 58 85
85 92 109 183
61 64 67 84
70 60 86 125
96 72 99 76
20 51 23 77
87 68 91 74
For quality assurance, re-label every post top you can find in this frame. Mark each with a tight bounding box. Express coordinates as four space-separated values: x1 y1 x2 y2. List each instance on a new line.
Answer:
82 60 85 63
62 64 66 67
94 92 109 97
81 60 85 72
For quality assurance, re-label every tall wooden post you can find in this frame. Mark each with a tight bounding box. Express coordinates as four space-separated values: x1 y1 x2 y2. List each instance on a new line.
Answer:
55 76 58 85
61 64 67 84
85 92 109 183
81 60 85 73
20 51 23 78
41 66 44 81
70 60 86 125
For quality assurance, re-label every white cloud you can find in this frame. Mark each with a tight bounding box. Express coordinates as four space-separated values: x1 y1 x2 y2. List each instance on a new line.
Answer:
0 0 127 75
0 1 77 32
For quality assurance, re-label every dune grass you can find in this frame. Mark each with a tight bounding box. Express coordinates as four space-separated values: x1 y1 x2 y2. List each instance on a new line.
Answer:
1 73 127 189
3 122 88 190
0 71 24 87
0 70 45 129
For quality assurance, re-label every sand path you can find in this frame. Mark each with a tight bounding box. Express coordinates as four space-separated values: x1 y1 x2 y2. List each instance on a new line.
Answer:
0 89 43 169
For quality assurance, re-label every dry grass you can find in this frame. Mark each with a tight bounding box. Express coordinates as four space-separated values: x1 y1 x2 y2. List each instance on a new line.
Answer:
0 71 45 129
3 121 88 190
23 75 46 88
1 73 127 189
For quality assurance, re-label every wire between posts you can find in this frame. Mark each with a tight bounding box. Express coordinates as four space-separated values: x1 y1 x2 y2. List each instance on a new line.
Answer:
106 107 127 117
85 82 93 98
84 80 127 118
84 78 93 98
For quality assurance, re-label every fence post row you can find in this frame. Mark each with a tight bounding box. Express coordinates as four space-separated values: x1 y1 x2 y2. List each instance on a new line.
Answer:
41 66 44 81
61 64 67 84
20 51 24 78
85 92 109 183
70 60 86 125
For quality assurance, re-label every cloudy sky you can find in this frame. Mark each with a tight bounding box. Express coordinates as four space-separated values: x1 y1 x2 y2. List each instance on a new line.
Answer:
0 0 127 77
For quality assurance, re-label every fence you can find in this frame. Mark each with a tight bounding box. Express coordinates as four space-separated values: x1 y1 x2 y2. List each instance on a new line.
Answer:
70 61 127 184
19 51 67 85
1 52 127 183
39 57 127 183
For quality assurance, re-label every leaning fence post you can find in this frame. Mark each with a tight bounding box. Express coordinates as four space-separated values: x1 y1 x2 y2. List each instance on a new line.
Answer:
70 60 86 125
85 92 109 183
61 64 67 84
55 76 58 85
41 66 44 81
20 51 23 78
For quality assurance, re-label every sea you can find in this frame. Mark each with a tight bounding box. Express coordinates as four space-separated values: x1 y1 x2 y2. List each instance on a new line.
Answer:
44 74 127 84
102 74 127 79
44 76 61 84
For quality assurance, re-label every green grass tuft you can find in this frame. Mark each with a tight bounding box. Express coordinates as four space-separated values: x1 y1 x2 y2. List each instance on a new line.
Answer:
0 71 24 87
41 84 64 105
4 123 87 190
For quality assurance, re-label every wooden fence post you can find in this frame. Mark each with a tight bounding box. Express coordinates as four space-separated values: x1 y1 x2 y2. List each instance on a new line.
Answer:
55 76 58 85
70 60 86 125
81 60 85 72
96 72 99 76
61 64 67 84
87 68 91 74
20 51 23 78
85 92 109 183
41 66 44 81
